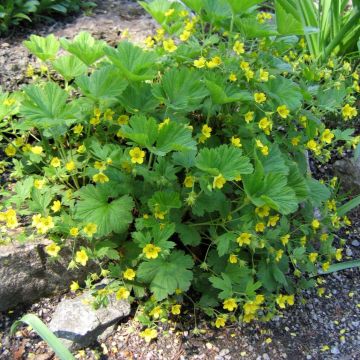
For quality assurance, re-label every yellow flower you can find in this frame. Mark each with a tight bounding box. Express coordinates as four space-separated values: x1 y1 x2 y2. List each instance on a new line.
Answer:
45 243 61 257
307 140 320 154
104 109 114 121
116 114 129 126
267 214 280 227
163 39 177 52
171 304 181 315
244 111 255 123
243 301 260 315
65 160 76 172
308 252 318 263
215 316 226 328
259 68 269 82
201 124 212 138
311 219 320 230
164 8 174 17
94 161 106 171
5 144 16 157
258 117 272 135
240 61 250 70
70 227 79 237
229 73 237 82
93 172 109 184
223 298 237 311
26 64 34 77
281 234 290 246
229 254 238 264
75 249 89 266
50 157 61 167
213 174 226 189
129 147 146 164
321 129 334 144
70 281 80 292
83 223 97 237
244 69 254 82
255 205 270 218
180 30 191 41
255 222 265 232
143 244 161 259
320 233 329 242
34 179 45 189
116 287 130 300
73 124 83 135
254 294 265 305
233 41 245 55
237 232 252 246
277 105 290 119
291 136 301 146
342 104 357 120
335 248 343 261
14 137 24 147
275 249 283 262
231 136 242 147
193 57 206 68
254 92 266 104
206 56 222 68
77 144 86 154
144 36 155 48
149 306 162 319
140 328 157 343
322 261 330 272
123 268 136 281
154 28 165 42
255 139 268 156
51 200 61 213
276 294 294 309
184 175 195 188
154 208 167 219
90 117 101 126
31 146 43 155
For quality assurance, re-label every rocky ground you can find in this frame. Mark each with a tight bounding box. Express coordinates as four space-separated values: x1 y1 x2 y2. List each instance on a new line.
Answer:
0 0 360 359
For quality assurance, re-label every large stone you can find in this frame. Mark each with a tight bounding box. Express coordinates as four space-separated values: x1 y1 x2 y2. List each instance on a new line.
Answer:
0 239 97 311
48 290 130 350
334 157 360 194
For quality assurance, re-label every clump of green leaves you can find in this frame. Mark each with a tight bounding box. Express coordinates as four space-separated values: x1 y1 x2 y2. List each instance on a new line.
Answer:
1 0 359 334
0 0 95 35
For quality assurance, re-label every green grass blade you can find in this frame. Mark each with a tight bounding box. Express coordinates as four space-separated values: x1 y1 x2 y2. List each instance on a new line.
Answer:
337 195 360 216
296 0 320 58
321 260 360 274
10 314 74 360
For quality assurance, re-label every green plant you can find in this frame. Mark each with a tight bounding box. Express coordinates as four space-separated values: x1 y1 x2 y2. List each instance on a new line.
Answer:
11 314 74 360
1 0 359 336
0 0 95 35
275 0 360 62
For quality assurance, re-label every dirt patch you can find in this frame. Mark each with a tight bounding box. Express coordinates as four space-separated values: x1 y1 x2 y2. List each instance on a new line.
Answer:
0 0 156 91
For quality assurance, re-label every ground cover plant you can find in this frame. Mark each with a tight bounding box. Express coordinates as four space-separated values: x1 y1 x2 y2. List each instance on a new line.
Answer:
0 0 95 35
0 0 359 343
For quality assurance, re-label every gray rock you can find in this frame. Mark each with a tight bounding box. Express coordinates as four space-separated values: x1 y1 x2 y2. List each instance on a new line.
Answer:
49 290 130 350
351 240 360 247
0 239 98 311
219 349 230 357
346 247 353 257
333 157 360 194
331 346 340 355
